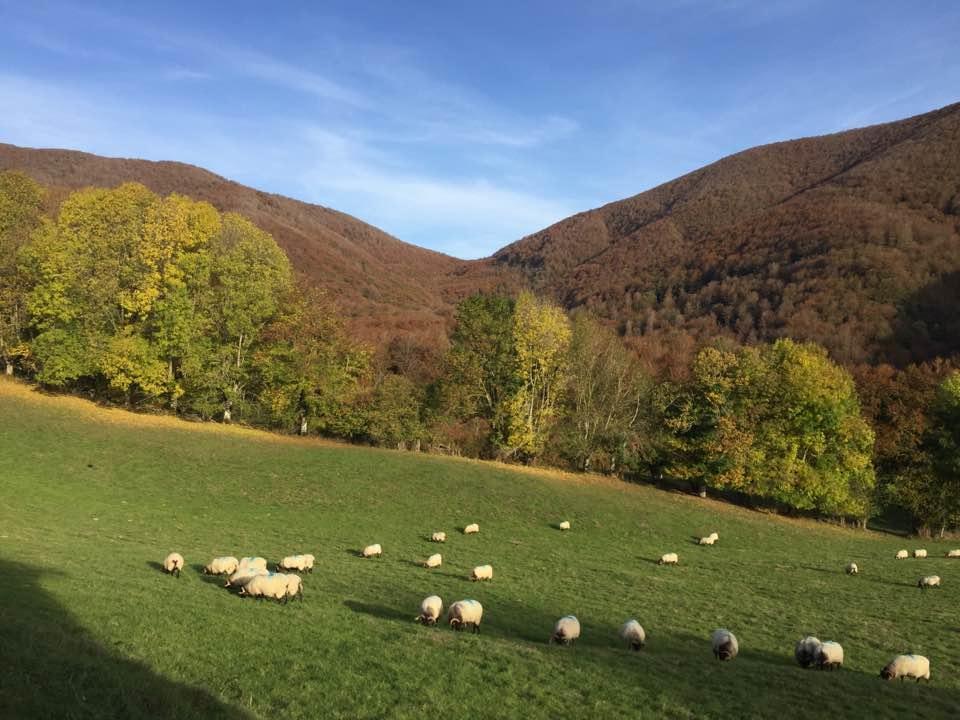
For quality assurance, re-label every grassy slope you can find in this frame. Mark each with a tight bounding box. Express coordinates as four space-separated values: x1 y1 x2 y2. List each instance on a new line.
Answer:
1 379 958 719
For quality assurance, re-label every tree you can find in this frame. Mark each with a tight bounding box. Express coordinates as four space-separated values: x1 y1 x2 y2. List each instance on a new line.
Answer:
0 171 45 375
504 291 572 460
921 371 960 535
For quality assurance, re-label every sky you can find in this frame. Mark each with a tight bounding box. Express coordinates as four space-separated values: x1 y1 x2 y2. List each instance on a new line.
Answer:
1 1 958 259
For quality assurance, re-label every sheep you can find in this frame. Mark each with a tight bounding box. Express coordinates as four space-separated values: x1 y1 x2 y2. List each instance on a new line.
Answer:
846 562 859 575
301 554 315 572
204 556 238 576
463 523 480 535
918 575 941 589
895 550 909 560
620 619 646 650
945 549 960 558
361 544 382 558
914 549 928 558
237 556 267 573
277 555 308 572
447 599 483 633
816 641 844 670
658 552 679 565
698 536 716 546
163 552 184 578
470 564 493 581
559 521 571 531
711 629 739 661
431 532 447 543
795 636 823 668
241 573 287 601
709 532 719 542
226 567 268 588
550 615 581 645
283 573 303 602
880 654 930 682
416 595 443 626
424 553 442 569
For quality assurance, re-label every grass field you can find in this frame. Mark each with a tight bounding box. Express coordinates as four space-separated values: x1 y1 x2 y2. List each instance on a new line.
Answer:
1 378 959 719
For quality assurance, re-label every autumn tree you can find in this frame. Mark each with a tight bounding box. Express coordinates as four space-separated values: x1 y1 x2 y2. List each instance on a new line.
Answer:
918 371 960 535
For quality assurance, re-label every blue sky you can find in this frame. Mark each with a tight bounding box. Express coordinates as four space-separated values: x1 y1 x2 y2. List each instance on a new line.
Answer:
1 1 958 259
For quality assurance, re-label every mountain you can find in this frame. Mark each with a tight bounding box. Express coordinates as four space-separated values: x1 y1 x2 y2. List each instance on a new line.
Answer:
0 143 478 349
489 101 960 369
3 101 959 370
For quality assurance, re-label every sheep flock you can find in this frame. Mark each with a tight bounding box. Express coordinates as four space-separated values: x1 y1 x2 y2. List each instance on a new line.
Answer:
158 515 950 686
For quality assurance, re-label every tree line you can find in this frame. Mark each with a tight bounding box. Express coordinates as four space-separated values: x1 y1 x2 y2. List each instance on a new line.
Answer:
1 171 957 534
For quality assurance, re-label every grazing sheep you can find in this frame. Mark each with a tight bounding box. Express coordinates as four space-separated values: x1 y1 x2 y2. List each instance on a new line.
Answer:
283 573 303 602
620 619 646 650
914 549 928 558
431 532 446 543
709 532 719 542
301 554 315 572
846 562 859 575
795 636 823 669
816 641 844 670
895 550 909 560
918 575 941 589
226 567 268 588
470 564 493 581
658 553 679 565
163 552 184 578
416 595 443 625
880 654 930 682
278 555 308 572
204 556 238 576
424 553 442 569
698 536 716 546
945 549 960 558
361 544 382 558
447 599 483 633
237 556 268 573
550 615 581 645
241 573 287 601
464 523 480 535
711 629 739 661
559 521 571 531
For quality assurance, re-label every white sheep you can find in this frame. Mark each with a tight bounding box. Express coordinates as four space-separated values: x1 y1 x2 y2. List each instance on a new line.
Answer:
302 554 315 572
698 536 716 546
431 532 446 543
463 523 480 535
241 573 287 601
846 562 859 575
204 556 238 576
658 552 679 565
816 641 844 670
225 567 268 588
945 549 960 558
447 599 483 633
918 575 941 589
163 552 184 578
278 555 308 572
416 595 443 625
795 636 823 668
880 654 930 682
620 619 646 650
709 532 719 542
424 553 442 569
470 564 493 581
361 543 382 558
237 556 267 573
559 521 571 531
895 550 909 560
711 629 739 661
914 549 927 558
550 615 581 645
283 573 303 602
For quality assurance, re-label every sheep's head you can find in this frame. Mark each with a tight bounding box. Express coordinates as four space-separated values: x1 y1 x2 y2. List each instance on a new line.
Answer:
880 665 896 680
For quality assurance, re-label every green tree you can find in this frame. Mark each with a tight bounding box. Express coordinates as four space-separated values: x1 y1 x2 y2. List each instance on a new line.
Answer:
920 371 960 535
0 171 45 375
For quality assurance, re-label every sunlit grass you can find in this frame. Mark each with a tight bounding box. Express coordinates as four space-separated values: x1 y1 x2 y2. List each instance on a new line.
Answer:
1 378 958 719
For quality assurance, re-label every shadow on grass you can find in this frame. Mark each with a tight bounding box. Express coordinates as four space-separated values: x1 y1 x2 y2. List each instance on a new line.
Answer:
191 565 229 587
0 558 251 719
145 560 172 575
343 599 413 623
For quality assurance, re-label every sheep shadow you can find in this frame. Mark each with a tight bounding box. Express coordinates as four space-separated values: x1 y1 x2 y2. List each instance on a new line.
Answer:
343 599 412 624
345 549 380 558
191 565 229 587
146 561 169 575
399 559 430 570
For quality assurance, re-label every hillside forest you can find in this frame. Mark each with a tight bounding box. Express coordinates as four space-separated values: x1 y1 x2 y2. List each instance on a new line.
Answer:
1 170 959 535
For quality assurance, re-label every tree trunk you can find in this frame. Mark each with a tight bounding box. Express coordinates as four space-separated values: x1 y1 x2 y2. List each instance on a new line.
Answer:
698 483 707 499
412 439 421 452
299 416 308 436
223 407 232 423
4 361 12 376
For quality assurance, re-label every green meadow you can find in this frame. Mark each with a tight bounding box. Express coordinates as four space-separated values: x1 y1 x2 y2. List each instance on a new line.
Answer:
1 379 958 719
